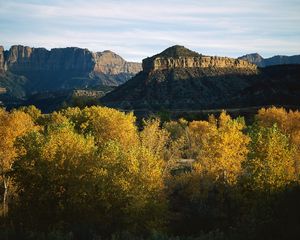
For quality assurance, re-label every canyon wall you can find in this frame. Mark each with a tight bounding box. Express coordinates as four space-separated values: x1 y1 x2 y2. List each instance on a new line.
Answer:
2 45 142 75
92 50 142 74
0 46 5 72
142 56 257 73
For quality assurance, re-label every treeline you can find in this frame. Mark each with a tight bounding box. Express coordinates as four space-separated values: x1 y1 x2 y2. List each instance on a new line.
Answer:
1 106 300 239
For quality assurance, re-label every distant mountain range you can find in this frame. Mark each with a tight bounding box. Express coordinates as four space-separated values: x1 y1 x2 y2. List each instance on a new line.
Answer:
102 45 300 110
238 53 300 67
1 44 300 112
0 45 142 98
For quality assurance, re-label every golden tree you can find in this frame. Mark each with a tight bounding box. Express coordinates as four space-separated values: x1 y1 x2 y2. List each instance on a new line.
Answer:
257 107 300 176
0 109 35 216
62 106 138 148
244 125 296 191
140 118 170 160
189 112 250 185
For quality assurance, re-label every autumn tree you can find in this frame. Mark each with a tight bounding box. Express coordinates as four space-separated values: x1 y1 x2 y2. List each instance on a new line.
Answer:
0 109 35 217
140 118 170 160
61 106 138 148
163 118 191 164
12 124 96 231
189 112 250 185
12 107 167 236
257 107 300 176
243 124 296 191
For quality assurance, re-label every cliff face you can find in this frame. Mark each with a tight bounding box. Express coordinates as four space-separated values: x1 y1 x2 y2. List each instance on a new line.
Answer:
102 46 300 110
0 45 142 98
238 53 300 67
0 46 5 72
142 45 257 73
4 45 142 74
92 50 142 74
143 56 257 73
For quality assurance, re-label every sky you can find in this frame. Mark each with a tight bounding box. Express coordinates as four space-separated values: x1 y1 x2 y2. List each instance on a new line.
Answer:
0 0 300 62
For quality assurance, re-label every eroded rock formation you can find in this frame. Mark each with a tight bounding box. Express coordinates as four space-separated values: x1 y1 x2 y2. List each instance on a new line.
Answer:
0 45 142 98
238 53 300 67
143 45 257 73
3 45 142 75
103 45 300 110
0 46 5 72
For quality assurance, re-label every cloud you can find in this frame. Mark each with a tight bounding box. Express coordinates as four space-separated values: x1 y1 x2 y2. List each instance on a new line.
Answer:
0 0 300 61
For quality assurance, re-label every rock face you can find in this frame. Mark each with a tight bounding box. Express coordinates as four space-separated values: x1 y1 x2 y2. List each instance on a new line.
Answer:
4 45 141 75
93 50 142 75
102 46 300 110
143 45 257 73
0 45 142 97
238 53 300 67
0 46 5 72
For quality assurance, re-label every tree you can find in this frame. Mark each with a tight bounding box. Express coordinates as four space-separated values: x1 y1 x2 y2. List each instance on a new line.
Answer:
0 109 35 217
257 107 300 176
13 123 97 231
189 112 250 185
62 106 138 148
12 107 167 236
140 118 170 160
243 124 296 191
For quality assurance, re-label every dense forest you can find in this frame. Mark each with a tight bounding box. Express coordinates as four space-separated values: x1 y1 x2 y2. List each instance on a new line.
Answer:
1 105 300 239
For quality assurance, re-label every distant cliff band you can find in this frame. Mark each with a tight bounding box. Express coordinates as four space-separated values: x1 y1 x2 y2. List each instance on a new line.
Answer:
143 56 257 73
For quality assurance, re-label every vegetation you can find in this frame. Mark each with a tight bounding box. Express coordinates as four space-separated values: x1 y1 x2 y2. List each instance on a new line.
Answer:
0 106 300 239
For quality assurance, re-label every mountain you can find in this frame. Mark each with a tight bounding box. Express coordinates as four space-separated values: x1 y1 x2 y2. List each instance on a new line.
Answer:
0 45 142 98
101 45 300 110
238 53 300 67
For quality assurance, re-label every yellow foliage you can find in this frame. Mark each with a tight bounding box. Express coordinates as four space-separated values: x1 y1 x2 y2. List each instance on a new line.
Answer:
62 106 138 148
0 109 36 173
188 111 250 185
140 118 170 160
245 125 296 190
257 107 300 174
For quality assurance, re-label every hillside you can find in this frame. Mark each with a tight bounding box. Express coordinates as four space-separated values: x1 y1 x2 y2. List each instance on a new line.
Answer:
238 53 300 67
102 46 300 110
0 45 142 98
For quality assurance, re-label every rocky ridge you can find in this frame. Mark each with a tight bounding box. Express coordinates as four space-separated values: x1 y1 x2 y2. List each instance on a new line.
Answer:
0 45 142 98
143 46 257 73
238 53 300 67
0 46 5 72
3 45 142 75
102 46 300 110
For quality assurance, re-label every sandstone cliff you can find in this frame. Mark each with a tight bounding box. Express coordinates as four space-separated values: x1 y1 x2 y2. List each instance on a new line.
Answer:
0 46 5 72
4 45 142 74
102 46 300 111
93 50 142 74
143 45 257 73
0 45 142 97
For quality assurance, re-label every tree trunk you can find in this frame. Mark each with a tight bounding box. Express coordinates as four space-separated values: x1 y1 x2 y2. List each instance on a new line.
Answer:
2 177 8 217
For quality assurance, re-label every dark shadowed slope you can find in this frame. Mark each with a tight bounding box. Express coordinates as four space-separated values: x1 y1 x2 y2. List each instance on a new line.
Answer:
102 46 300 110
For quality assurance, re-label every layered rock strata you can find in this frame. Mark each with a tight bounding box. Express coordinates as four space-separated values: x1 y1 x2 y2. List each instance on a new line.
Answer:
143 50 257 73
2 45 142 75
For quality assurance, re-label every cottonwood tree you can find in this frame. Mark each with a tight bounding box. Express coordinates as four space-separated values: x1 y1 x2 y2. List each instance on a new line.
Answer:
0 109 35 216
189 112 250 185
244 124 296 191
257 107 300 176
13 108 167 235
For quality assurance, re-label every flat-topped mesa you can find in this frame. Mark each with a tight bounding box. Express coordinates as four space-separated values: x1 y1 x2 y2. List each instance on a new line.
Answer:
2 45 142 75
142 45 257 73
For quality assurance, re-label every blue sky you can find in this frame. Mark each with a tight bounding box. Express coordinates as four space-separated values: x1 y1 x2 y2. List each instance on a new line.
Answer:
0 0 299 61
